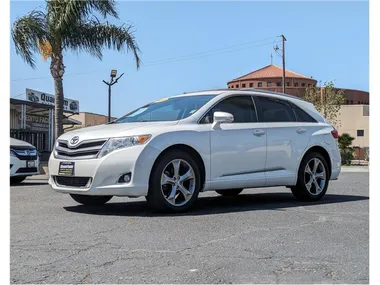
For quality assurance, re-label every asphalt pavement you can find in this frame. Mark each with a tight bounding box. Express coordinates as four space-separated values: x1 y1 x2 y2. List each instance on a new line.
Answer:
10 170 369 284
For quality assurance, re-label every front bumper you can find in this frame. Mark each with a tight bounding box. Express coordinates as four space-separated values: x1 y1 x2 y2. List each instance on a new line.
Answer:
10 156 40 177
48 145 160 197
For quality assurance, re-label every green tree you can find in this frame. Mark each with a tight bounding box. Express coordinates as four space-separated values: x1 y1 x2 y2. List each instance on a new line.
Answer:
303 81 345 127
338 133 355 165
12 0 140 139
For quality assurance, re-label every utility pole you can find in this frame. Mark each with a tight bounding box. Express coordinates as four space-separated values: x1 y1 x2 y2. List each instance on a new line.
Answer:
280 34 287 94
103 70 124 122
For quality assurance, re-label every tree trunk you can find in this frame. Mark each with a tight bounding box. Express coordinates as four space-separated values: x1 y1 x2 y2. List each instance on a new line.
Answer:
50 49 65 141
53 77 64 139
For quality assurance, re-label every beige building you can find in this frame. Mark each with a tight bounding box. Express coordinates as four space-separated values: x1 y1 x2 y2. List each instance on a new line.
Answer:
336 105 369 146
64 112 117 132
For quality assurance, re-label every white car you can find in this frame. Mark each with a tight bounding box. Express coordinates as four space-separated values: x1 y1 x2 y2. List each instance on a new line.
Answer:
10 138 40 183
49 89 341 212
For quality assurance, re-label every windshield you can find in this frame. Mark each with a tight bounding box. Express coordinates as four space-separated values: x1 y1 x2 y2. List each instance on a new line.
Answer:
115 95 216 123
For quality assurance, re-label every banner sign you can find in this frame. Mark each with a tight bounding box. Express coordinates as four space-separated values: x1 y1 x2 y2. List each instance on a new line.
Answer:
26 88 80 113
18 113 49 132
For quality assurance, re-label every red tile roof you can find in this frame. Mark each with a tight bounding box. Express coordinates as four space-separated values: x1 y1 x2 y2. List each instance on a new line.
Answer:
228 64 315 83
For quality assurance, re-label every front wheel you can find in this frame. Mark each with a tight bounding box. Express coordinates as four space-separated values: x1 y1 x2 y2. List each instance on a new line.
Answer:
147 149 201 213
215 189 243 196
291 152 330 202
70 194 113 206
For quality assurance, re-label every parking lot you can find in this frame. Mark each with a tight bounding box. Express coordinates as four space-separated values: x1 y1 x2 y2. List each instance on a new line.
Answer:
10 169 369 284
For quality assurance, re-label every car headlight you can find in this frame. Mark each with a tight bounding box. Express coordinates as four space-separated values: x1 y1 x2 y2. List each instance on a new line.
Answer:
97 135 151 158
10 150 16 157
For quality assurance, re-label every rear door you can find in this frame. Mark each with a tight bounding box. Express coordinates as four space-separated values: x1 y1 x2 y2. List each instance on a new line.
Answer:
254 95 313 186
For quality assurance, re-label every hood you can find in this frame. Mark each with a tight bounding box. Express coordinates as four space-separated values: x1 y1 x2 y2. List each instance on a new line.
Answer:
58 121 179 142
10 138 35 148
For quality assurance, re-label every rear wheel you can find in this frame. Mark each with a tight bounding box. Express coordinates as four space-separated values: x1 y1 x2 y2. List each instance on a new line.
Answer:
147 149 201 213
10 176 26 184
215 189 243 196
291 152 329 201
70 194 113 205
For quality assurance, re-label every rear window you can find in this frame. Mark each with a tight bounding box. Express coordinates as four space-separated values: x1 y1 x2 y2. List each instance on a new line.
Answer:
293 105 317 123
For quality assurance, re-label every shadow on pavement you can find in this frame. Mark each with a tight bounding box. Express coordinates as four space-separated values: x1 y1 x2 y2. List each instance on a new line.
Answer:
10 182 48 187
63 192 369 217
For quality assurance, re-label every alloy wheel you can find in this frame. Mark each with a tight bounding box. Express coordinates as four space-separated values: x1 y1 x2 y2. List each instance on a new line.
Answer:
161 159 196 206
304 158 327 195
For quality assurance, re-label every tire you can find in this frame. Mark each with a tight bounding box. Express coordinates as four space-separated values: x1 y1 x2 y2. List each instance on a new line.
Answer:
147 149 201 213
70 194 113 206
291 152 330 202
10 176 26 184
215 189 243 196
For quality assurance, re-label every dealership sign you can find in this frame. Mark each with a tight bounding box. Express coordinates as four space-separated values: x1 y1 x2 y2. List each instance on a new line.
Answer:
26 88 80 113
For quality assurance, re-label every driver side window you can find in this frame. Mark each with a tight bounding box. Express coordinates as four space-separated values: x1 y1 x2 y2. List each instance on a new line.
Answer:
200 96 257 124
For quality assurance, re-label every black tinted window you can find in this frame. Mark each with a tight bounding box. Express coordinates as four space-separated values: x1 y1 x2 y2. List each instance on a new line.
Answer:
201 96 257 123
256 96 296 122
293 105 317 122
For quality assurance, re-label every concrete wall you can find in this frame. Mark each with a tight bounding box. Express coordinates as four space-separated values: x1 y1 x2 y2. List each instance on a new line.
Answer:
335 105 369 148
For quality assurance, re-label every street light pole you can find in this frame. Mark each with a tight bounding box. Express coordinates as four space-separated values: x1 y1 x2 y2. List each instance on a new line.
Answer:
103 70 124 122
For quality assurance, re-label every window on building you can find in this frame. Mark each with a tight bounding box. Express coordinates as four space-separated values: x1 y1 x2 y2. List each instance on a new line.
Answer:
346 100 349 104
201 96 258 124
249 83 253 88
294 82 299 87
358 101 361 104
236 84 239 88
286 82 290 87
350 100 353 104
267 82 272 87
242 83 246 88
258 82 263 87
276 82 281 87
308 84 311 87
357 130 364 137
255 96 297 122
302 83 306 87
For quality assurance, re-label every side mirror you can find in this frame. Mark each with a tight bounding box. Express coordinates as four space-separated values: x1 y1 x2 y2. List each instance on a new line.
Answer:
212 111 234 128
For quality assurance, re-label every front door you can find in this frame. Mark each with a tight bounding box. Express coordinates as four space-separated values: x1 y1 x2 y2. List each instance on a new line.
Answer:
202 95 267 190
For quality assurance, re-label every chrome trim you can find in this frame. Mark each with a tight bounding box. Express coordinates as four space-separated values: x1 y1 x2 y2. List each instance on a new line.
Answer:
221 167 285 177
11 149 37 156
54 138 108 160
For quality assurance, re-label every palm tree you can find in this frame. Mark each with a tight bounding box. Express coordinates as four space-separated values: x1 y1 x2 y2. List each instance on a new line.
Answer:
12 0 140 139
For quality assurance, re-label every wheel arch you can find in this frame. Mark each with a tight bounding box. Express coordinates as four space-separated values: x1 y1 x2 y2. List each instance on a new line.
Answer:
149 144 206 190
299 145 332 179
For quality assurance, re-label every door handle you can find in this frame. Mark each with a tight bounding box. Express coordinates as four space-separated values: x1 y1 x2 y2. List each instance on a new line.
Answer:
253 129 265 136
296 128 306 134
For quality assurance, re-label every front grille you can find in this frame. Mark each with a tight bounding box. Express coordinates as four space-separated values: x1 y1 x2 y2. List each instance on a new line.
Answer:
55 139 107 160
55 176 91 188
16 167 38 173
11 148 38 161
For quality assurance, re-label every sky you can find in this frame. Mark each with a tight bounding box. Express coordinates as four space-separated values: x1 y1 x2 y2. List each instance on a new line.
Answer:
10 0 369 118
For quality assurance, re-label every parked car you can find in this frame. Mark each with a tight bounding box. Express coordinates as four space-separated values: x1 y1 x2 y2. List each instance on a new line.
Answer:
10 138 40 184
49 89 341 212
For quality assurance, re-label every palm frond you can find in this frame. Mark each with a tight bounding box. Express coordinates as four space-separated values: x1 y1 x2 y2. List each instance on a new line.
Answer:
47 0 119 33
63 19 140 69
11 10 48 68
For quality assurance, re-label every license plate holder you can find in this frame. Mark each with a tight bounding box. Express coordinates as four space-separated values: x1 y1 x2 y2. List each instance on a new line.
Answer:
27 161 35 168
58 161 75 176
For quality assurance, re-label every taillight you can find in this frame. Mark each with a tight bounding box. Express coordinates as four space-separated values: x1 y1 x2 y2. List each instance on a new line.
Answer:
331 129 339 140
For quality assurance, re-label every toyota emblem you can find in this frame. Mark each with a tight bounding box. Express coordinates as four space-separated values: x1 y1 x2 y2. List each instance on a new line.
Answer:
70 136 80 145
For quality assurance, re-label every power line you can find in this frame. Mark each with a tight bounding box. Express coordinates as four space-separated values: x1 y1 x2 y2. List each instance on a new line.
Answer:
11 36 280 82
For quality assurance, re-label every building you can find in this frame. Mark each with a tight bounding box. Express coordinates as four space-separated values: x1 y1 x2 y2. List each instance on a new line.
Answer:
64 112 117 132
227 64 369 105
227 64 370 154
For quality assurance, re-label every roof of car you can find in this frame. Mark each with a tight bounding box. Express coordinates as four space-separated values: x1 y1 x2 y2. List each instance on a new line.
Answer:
177 88 308 102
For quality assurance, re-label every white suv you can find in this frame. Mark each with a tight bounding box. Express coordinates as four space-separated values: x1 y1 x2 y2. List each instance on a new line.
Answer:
49 89 341 212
